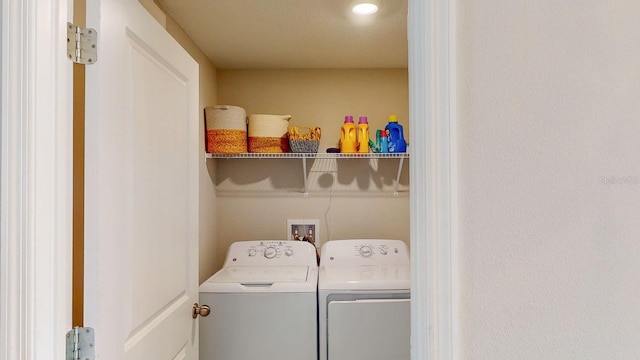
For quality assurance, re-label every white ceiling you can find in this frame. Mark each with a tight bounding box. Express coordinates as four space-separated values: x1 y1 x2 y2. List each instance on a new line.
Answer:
157 0 408 69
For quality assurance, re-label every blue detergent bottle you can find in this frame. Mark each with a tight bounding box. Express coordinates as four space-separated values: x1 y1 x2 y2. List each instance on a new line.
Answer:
385 114 407 153
380 130 389 153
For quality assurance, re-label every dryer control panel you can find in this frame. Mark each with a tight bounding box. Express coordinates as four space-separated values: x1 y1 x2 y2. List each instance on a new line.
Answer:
223 240 317 267
320 239 409 267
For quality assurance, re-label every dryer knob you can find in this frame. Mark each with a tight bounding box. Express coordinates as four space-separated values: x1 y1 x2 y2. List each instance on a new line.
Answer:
380 247 388 255
248 249 257 257
285 249 294 257
264 247 277 259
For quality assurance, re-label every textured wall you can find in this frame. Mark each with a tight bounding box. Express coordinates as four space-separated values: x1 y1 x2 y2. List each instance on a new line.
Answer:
457 1 640 358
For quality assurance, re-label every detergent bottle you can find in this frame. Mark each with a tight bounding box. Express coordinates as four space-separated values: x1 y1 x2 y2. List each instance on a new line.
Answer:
375 129 382 152
385 114 407 153
340 116 357 153
380 130 389 153
357 116 370 153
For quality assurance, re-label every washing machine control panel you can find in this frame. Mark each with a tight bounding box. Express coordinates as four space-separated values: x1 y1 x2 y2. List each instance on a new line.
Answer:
224 240 318 266
245 241 291 259
359 245 373 257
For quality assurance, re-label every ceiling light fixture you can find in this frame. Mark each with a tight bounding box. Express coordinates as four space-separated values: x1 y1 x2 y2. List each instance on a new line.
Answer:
351 1 380 15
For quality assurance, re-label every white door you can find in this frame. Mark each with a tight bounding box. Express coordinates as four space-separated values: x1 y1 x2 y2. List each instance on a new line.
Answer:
83 0 199 359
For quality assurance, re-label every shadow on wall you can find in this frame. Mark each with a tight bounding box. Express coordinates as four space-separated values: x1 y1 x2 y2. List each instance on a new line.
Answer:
213 158 409 196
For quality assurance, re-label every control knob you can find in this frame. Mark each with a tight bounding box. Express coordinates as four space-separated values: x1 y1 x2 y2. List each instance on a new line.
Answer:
284 248 294 257
379 247 388 255
248 248 257 257
359 246 373 257
264 247 277 259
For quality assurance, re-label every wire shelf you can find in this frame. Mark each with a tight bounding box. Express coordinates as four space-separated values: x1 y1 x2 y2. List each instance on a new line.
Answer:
205 152 409 196
205 152 409 159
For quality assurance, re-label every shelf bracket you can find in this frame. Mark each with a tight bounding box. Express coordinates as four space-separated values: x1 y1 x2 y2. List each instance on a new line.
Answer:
394 156 405 197
301 157 309 197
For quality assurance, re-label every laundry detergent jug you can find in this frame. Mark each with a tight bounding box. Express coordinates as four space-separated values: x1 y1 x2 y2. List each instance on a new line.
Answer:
357 116 370 153
340 116 357 153
385 114 407 153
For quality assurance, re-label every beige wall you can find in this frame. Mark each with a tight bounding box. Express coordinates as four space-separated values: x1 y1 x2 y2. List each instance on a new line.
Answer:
218 69 409 150
214 69 410 270
456 1 640 358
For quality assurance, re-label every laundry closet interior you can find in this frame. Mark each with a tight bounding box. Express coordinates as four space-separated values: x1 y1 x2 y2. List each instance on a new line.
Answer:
72 0 410 324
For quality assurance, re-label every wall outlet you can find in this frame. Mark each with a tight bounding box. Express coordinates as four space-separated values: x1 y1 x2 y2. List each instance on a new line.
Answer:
287 219 320 248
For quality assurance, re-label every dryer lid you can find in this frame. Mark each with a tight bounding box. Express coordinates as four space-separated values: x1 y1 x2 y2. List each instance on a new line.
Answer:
319 265 410 290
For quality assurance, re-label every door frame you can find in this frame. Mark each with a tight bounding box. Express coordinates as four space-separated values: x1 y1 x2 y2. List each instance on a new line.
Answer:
0 0 73 359
1 0 457 358
408 0 457 359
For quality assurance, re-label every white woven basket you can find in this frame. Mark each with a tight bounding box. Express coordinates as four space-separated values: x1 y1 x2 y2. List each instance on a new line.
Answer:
247 114 292 153
205 105 247 153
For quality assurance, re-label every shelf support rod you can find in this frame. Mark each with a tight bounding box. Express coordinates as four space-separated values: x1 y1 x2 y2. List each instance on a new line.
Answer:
394 156 405 196
302 157 309 197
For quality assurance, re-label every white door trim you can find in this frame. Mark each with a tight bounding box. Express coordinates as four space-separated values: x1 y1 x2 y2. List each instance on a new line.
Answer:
0 0 73 359
408 0 457 359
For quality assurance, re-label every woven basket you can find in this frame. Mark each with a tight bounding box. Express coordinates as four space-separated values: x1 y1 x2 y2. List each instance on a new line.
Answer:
248 114 291 153
288 127 321 153
290 140 319 153
205 105 247 154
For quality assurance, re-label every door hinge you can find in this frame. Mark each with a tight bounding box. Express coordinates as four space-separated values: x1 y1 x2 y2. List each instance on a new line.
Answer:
67 22 98 65
66 326 95 360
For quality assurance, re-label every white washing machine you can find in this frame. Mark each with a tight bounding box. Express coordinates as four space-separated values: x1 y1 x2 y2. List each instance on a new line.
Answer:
199 240 318 360
318 239 410 360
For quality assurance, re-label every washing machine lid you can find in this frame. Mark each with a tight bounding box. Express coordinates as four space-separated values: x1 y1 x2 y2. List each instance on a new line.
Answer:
318 265 410 290
200 265 318 293
211 265 309 283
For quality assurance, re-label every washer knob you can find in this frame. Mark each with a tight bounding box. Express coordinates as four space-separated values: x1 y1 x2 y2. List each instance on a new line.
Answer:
284 248 294 257
264 247 277 259
380 247 388 255
359 246 373 257
248 249 257 257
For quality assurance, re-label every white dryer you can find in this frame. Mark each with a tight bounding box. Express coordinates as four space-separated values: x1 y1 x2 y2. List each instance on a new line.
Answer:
318 239 410 360
199 240 318 360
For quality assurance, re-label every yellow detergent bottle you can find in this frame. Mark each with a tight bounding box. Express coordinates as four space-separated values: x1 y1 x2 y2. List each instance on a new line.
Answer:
357 116 370 153
340 116 357 153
